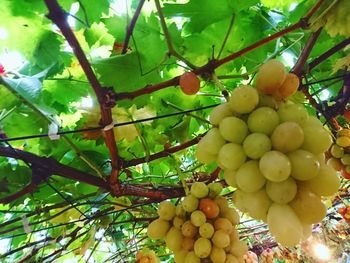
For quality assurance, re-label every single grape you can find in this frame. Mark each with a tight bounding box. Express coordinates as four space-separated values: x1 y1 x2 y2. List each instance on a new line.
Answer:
199 128 226 155
147 219 170 239
179 72 200 95
194 238 212 258
307 165 340 196
230 240 248 257
288 149 320 181
225 254 240 263
191 182 209 198
208 182 223 198
219 116 248 143
243 133 271 159
190 210 206 227
209 103 234 126
259 151 291 182
337 136 350 147
331 144 344 158
235 160 266 193
271 122 304 153
327 157 344 171
181 220 198 238
199 198 220 219
174 250 188 263
275 73 300 99
158 201 176 220
218 143 247 170
173 216 185 229
195 140 217 164
212 229 230 248
247 107 279 135
184 251 200 263
210 246 226 263
224 169 237 188
341 154 350 165
182 237 195 251
229 85 259 114
301 126 332 154
267 204 303 247
214 218 233 233
278 102 308 125
165 227 183 251
266 177 297 204
199 222 215 238
255 59 286 94
182 195 199 212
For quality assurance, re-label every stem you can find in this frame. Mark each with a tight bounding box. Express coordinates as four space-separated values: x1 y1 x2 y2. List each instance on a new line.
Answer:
121 0 145 54
217 14 236 59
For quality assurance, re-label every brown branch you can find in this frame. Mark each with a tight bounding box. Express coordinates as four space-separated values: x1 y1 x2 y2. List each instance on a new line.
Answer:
119 184 185 200
207 167 221 183
309 37 350 71
43 0 120 188
0 183 36 204
123 134 204 167
121 0 145 54
293 28 322 76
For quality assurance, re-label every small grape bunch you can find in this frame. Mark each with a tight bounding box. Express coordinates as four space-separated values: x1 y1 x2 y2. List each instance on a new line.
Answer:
196 59 340 247
338 205 350 226
327 129 350 180
147 182 248 263
243 251 258 263
260 249 274 263
135 248 160 263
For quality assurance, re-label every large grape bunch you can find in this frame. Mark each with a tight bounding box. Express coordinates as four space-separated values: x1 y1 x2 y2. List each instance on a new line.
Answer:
147 182 248 263
321 0 350 37
195 59 341 247
328 129 350 180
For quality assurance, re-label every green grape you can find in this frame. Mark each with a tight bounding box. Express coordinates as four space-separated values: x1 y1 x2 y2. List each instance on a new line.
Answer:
184 251 200 263
214 196 230 212
259 151 291 182
194 238 212 258
191 182 209 198
176 204 186 218
224 169 237 188
302 116 324 128
247 106 279 135
199 222 215 238
267 204 303 247
225 254 240 263
218 143 247 170
278 102 309 125
158 201 176 220
290 186 327 224
181 220 198 238
212 230 230 248
243 133 271 159
341 154 350 165
199 128 226 155
230 229 240 242
210 246 226 263
258 94 278 109
271 122 304 153
221 208 240 225
208 182 223 198
182 195 199 212
173 216 185 230
174 249 188 263
235 160 266 193
209 103 234 126
230 240 248 257
301 126 332 154
219 116 248 143
288 150 320 181
182 237 195 251
228 85 259 114
214 218 233 233
266 177 297 204
195 140 217 164
190 210 206 227
255 59 286 95
147 219 170 239
331 144 344 158
307 165 340 196
165 227 183 251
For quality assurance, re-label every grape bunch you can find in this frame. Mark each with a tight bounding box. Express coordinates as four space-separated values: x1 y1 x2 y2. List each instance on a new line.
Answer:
322 0 350 37
135 249 160 263
147 182 248 263
260 249 274 263
327 129 350 180
242 251 258 263
196 59 341 247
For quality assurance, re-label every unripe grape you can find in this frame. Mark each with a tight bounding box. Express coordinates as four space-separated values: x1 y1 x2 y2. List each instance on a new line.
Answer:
259 151 291 182
307 165 340 196
230 229 240 242
288 149 320 181
255 59 286 94
214 218 233 233
209 103 234 126
230 240 248 257
243 133 271 159
247 107 279 135
214 196 229 212
235 160 266 193
278 102 308 125
194 238 212 258
158 201 176 220
218 143 247 170
182 237 195 251
199 128 226 155
147 219 170 239
266 177 297 204
301 126 332 154
208 182 223 198
221 208 240 225
225 254 240 263
212 229 230 248
229 85 259 114
271 122 304 153
219 116 248 143
181 220 198 238
165 227 183 251
191 182 209 198
199 222 215 238
210 246 226 263
341 154 350 165
191 210 206 227
184 251 200 263
336 136 350 147
195 140 217 164
327 157 343 171
224 169 237 188
173 216 185 229
182 195 199 212
174 250 188 263
331 144 344 158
